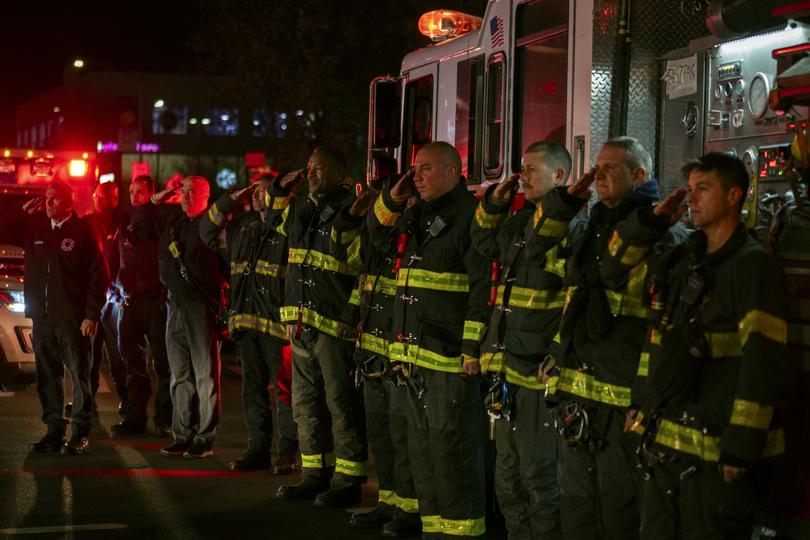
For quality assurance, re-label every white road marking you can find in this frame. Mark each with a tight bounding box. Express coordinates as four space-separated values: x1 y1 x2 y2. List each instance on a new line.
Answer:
0 523 127 535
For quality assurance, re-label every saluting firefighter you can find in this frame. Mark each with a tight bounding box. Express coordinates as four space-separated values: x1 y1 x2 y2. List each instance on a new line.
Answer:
630 153 788 540
131 175 224 459
0 180 107 455
329 188 422 537
199 174 298 473
369 142 491 538
471 141 589 540
542 137 688 540
269 146 368 508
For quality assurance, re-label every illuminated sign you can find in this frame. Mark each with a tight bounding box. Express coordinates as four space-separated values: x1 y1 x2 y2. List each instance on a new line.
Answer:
136 143 160 153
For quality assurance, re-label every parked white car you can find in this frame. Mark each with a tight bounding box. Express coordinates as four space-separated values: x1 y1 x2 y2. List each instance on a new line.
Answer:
0 244 34 389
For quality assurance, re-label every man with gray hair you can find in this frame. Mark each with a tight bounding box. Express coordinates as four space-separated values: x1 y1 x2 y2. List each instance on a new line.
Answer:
132 175 224 459
0 180 107 455
541 137 688 540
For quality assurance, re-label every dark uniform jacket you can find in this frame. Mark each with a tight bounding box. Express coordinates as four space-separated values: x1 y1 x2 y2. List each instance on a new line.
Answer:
265 183 360 339
117 209 163 302
369 180 491 373
200 193 288 341
83 208 129 297
471 186 587 389
131 202 223 308
634 224 788 466
549 180 688 410
0 210 107 322
330 207 397 360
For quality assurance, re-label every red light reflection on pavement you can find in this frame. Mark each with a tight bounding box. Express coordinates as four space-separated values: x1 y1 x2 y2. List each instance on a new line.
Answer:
3 468 267 478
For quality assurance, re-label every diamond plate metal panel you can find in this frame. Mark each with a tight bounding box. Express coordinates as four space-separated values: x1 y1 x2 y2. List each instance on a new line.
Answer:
590 0 708 169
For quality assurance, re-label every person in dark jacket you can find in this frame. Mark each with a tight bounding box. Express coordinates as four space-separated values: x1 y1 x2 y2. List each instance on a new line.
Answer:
271 146 367 508
631 153 788 540
471 141 589 540
83 181 129 415
544 137 688 540
0 180 107 455
131 175 224 459
369 142 491 538
113 175 173 436
200 174 298 472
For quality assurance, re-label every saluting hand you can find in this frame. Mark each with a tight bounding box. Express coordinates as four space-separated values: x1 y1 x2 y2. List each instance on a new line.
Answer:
152 186 179 204
653 187 689 225
22 196 44 215
348 189 378 217
230 184 256 202
567 166 599 199
279 169 304 190
390 169 416 202
491 174 520 206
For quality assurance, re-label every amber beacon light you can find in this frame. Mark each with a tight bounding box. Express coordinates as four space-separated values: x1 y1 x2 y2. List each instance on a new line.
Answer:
418 10 482 42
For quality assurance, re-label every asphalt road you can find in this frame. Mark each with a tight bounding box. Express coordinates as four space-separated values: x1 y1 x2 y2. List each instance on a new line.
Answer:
0 358 392 540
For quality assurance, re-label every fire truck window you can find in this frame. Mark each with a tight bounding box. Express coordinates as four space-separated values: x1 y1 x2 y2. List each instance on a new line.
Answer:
402 75 434 171
455 55 485 183
484 55 505 177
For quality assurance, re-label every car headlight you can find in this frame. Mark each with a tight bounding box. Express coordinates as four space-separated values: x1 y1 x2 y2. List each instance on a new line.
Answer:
0 290 25 313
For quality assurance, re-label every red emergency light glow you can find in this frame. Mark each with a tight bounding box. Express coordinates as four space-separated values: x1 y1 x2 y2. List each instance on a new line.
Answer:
69 159 88 177
772 42 810 58
418 10 482 42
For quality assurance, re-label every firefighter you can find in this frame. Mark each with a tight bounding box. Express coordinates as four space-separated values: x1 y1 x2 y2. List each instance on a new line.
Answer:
114 175 173 436
631 153 788 539
84 181 129 415
330 190 422 536
199 174 299 472
131 175 224 459
369 142 490 538
0 180 107 454
471 141 591 539
271 146 368 507
543 137 688 540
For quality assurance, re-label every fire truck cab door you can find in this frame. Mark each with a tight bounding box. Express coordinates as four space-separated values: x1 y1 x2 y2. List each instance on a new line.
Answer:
368 76 402 187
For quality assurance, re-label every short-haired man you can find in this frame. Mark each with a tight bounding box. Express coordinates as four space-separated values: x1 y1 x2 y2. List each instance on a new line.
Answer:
471 140 588 539
200 174 298 472
0 181 107 454
370 142 491 538
132 175 224 458
270 146 368 507
545 137 688 540
83 182 129 416
114 175 173 435
633 153 788 539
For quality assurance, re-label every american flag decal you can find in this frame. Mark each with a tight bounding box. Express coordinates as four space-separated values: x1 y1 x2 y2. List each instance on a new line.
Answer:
490 15 504 47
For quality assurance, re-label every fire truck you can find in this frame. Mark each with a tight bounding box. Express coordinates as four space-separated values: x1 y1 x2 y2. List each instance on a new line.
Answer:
0 148 101 216
367 0 810 536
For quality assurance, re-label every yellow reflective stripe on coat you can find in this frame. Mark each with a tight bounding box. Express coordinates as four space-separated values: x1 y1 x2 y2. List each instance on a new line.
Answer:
331 226 360 246
207 202 225 226
378 489 397 507
301 452 335 469
421 516 442 534
655 420 785 461
739 310 787 347
463 320 485 342
397 268 469 293
441 516 486 536
705 332 742 358
279 306 354 341
505 365 546 390
335 458 366 477
605 290 647 318
275 206 289 236
608 230 622 256
496 285 566 310
556 368 632 407
396 495 419 513
637 351 649 377
532 205 568 237
480 350 505 373
374 196 401 226
288 248 359 275
621 245 649 266
730 399 774 430
362 274 398 296
388 341 463 373
265 191 291 211
359 332 388 357
474 203 507 229
231 261 249 275
229 313 287 340
349 288 361 306
544 244 566 278
255 260 283 277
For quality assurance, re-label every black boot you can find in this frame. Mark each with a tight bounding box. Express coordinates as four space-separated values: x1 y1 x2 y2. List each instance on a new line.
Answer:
314 482 362 508
229 449 271 471
276 476 330 500
29 433 65 453
348 504 393 528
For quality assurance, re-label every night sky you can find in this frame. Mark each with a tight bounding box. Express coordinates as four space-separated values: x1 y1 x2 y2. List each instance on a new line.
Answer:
0 3 199 147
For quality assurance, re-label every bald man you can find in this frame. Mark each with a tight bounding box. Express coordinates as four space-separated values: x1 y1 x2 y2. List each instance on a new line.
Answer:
131 175 224 458
0 181 107 454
